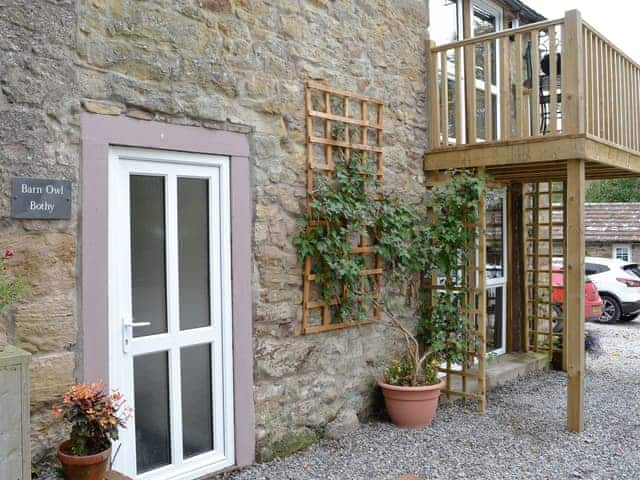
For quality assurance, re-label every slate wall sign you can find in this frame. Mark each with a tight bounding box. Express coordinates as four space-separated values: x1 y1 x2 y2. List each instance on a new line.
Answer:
10 177 72 219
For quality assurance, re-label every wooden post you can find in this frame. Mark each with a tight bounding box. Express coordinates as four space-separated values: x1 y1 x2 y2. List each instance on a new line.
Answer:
477 173 487 412
563 10 586 135
565 158 585 432
507 183 525 352
427 40 440 148
462 0 475 143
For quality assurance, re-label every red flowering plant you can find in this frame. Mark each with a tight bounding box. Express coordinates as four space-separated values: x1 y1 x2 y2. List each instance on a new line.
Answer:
0 249 27 312
52 381 132 456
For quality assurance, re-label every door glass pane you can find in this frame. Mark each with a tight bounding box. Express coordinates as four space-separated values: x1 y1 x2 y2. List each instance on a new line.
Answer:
134 351 171 473
486 190 504 279
130 175 167 337
476 88 487 140
181 344 214 458
178 178 211 330
487 286 504 351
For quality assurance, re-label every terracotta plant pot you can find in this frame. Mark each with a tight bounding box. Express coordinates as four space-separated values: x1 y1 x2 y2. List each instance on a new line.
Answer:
378 379 445 428
56 440 111 480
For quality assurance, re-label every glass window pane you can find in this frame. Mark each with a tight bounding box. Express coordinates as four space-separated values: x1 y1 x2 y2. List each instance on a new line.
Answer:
473 7 497 83
178 178 211 330
134 352 171 473
486 190 504 279
430 0 459 45
487 286 504 351
130 175 167 337
181 344 214 458
476 88 487 140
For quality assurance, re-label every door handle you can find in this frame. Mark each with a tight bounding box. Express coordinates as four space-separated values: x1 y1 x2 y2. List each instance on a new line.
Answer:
122 318 151 353
123 320 151 328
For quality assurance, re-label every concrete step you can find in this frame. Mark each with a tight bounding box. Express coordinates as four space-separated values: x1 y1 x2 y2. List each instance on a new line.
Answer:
442 352 549 396
486 352 549 389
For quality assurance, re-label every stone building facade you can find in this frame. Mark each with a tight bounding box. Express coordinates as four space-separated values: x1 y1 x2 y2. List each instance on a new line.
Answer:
1 0 431 467
1 0 547 475
584 203 640 263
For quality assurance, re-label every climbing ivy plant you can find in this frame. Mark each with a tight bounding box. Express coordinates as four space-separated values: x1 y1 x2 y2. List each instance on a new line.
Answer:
294 153 486 383
293 150 380 323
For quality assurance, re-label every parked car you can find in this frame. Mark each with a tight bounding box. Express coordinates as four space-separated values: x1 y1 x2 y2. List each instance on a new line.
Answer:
551 267 603 323
585 257 640 323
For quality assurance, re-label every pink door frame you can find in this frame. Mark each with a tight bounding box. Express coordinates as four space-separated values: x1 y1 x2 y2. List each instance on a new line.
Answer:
80 112 255 467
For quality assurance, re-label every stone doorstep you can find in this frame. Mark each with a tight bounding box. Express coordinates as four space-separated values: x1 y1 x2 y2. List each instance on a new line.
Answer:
105 472 132 480
486 352 549 390
443 352 549 395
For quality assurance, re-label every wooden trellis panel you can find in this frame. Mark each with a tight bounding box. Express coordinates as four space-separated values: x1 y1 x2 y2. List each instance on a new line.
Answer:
433 187 487 412
523 181 566 368
302 81 384 334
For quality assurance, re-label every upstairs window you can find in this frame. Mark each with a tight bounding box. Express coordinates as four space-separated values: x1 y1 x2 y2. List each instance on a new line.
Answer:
429 0 461 45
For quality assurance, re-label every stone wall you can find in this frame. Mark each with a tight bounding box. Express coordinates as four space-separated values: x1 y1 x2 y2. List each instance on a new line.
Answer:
586 242 640 262
1 0 430 463
0 0 79 461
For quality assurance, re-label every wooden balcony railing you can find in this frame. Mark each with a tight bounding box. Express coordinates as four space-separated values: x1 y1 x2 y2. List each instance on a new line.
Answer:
583 21 640 152
427 10 640 156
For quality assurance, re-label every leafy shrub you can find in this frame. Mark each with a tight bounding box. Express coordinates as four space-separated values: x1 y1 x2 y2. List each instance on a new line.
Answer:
383 355 439 387
52 381 131 455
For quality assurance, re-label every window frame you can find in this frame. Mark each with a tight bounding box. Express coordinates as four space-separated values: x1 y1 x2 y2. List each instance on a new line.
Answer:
613 243 632 262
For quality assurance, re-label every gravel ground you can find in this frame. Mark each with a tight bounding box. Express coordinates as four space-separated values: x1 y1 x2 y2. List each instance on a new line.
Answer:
221 320 640 480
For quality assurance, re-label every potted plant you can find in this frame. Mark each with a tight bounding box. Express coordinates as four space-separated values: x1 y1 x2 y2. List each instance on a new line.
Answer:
52 381 131 480
374 171 486 428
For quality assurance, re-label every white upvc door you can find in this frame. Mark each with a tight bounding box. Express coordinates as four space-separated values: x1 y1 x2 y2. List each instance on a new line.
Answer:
485 189 507 355
108 147 234 480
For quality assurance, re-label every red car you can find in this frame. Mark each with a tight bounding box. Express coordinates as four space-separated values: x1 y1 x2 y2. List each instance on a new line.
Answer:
551 268 603 321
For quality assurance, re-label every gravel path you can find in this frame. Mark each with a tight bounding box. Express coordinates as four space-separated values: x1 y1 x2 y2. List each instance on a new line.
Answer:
222 321 640 480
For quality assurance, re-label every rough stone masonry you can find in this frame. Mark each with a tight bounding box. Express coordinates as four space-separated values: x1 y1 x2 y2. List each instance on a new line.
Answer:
0 0 430 463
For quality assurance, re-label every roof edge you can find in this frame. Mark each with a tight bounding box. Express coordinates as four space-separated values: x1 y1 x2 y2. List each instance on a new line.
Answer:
501 0 546 23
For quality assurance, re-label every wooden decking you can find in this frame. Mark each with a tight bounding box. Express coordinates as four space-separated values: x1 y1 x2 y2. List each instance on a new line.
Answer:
425 133 640 182
426 10 640 183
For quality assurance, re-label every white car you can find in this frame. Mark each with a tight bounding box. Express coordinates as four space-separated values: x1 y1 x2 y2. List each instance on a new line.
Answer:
585 257 640 323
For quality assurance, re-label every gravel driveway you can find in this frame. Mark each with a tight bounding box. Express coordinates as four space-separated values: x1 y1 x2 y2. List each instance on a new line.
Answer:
222 321 640 480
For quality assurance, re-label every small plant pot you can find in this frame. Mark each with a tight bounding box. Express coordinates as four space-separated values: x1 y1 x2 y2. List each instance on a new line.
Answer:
56 440 111 480
378 379 444 428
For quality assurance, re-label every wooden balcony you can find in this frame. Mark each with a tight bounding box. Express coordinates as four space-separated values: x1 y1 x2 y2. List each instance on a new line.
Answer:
425 10 640 182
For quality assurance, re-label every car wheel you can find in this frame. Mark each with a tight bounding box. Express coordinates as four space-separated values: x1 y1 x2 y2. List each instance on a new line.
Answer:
599 295 621 323
552 305 564 332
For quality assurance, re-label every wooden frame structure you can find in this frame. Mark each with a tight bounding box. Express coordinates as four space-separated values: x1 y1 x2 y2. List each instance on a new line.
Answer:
430 183 488 411
426 10 640 432
301 81 384 334
523 181 566 368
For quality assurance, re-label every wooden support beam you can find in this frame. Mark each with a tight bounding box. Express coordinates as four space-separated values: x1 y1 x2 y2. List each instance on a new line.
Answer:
565 158 585 432
477 177 487 412
507 183 525 352
427 40 440 148
564 10 586 135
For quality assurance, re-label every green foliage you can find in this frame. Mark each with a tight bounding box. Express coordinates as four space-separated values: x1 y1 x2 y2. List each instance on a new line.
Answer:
293 150 380 323
0 249 27 313
383 355 438 387
586 178 640 202
52 381 131 456
294 145 486 386
416 171 486 367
